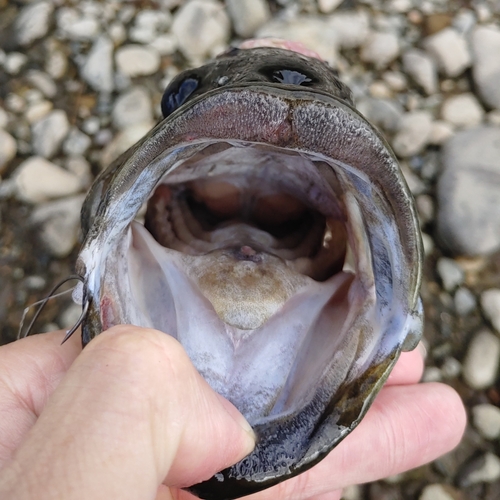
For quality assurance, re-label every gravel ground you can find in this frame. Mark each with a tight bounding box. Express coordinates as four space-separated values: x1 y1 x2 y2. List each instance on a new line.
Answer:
1 0 500 499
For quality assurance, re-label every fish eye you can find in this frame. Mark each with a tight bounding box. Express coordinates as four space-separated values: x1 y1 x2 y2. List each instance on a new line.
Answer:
264 68 315 86
161 77 199 118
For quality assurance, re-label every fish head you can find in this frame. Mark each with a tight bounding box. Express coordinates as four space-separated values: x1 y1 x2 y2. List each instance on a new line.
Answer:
77 45 423 499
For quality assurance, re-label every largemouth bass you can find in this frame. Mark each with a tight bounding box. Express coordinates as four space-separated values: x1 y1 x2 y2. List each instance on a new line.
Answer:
76 41 423 500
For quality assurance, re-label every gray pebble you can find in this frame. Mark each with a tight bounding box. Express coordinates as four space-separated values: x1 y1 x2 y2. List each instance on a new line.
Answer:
441 93 484 128
112 87 153 130
172 0 230 61
454 288 476 316
0 129 17 173
423 27 471 77
436 257 464 291
360 31 400 69
129 10 171 44
429 120 455 146
57 7 101 41
15 1 54 46
419 484 455 500
226 0 270 38
32 110 70 159
30 195 85 258
26 70 57 99
392 111 433 158
402 49 438 95
471 25 500 111
356 97 403 133
328 11 370 50
472 404 500 440
481 289 500 333
462 330 500 390
81 35 114 93
464 453 500 484
14 157 82 204
59 302 84 329
437 126 500 255
5 52 28 75
115 45 161 77
63 127 92 157
441 357 461 379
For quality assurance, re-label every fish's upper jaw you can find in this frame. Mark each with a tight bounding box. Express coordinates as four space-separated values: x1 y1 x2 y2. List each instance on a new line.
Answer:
77 81 422 497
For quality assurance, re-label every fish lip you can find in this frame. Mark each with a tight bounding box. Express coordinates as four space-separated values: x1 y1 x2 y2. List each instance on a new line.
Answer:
77 83 424 497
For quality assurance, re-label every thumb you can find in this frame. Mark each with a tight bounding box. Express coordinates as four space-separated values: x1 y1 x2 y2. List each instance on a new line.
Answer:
0 326 255 500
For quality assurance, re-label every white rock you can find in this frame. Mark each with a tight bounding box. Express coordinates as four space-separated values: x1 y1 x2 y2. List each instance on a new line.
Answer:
149 34 178 56
14 157 82 203
26 70 57 99
63 127 92 157
130 10 172 44
382 71 407 92
15 1 53 46
115 45 161 77
30 195 85 258
462 330 500 390
100 122 154 168
392 111 433 158
441 357 461 379
466 453 500 484
32 110 70 159
112 87 153 130
402 49 438 95
341 484 361 500
257 17 338 65
429 120 454 145
424 28 471 77
441 93 484 128
172 0 230 61
318 0 343 13
471 25 500 110
226 0 270 37
419 484 455 500
57 8 100 41
329 11 370 50
65 156 92 189
481 289 500 333
81 35 114 93
26 100 53 124
5 52 28 75
437 257 464 291
454 287 476 316
45 47 68 80
59 302 84 329
472 404 500 440
360 32 400 69
109 22 127 45
0 130 17 172
356 97 403 133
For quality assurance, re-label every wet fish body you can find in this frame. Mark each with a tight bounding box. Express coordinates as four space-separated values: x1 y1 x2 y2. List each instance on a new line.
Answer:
76 46 423 499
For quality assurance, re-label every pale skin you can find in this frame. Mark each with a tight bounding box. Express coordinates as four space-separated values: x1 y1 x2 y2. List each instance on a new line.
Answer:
0 326 466 500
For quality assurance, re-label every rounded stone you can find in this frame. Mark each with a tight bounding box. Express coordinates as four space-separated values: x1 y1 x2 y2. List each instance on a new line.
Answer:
481 289 500 333
14 157 82 203
441 93 484 128
464 453 500 484
81 35 114 93
15 1 54 46
32 110 70 159
424 27 471 77
392 111 433 158
472 404 500 440
112 87 153 130
172 0 230 60
226 0 270 38
454 288 476 316
436 127 500 255
471 25 500 110
402 49 438 95
462 330 500 390
115 45 161 77
419 484 456 500
360 31 400 69
436 257 464 291
0 129 17 173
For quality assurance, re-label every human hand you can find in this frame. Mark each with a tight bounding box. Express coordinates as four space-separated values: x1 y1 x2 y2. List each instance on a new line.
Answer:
0 326 466 500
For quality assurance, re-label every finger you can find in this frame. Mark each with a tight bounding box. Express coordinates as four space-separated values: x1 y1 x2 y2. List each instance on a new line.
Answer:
0 330 81 465
0 326 255 500
385 343 425 386
241 382 465 500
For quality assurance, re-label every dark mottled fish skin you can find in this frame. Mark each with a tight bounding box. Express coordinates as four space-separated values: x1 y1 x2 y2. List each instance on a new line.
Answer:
78 47 423 500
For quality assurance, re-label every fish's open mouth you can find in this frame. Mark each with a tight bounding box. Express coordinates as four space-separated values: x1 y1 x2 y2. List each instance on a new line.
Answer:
123 142 365 424
77 77 423 497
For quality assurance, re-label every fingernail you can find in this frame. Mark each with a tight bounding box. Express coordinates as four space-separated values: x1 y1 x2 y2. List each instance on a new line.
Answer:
217 394 256 453
417 341 427 359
